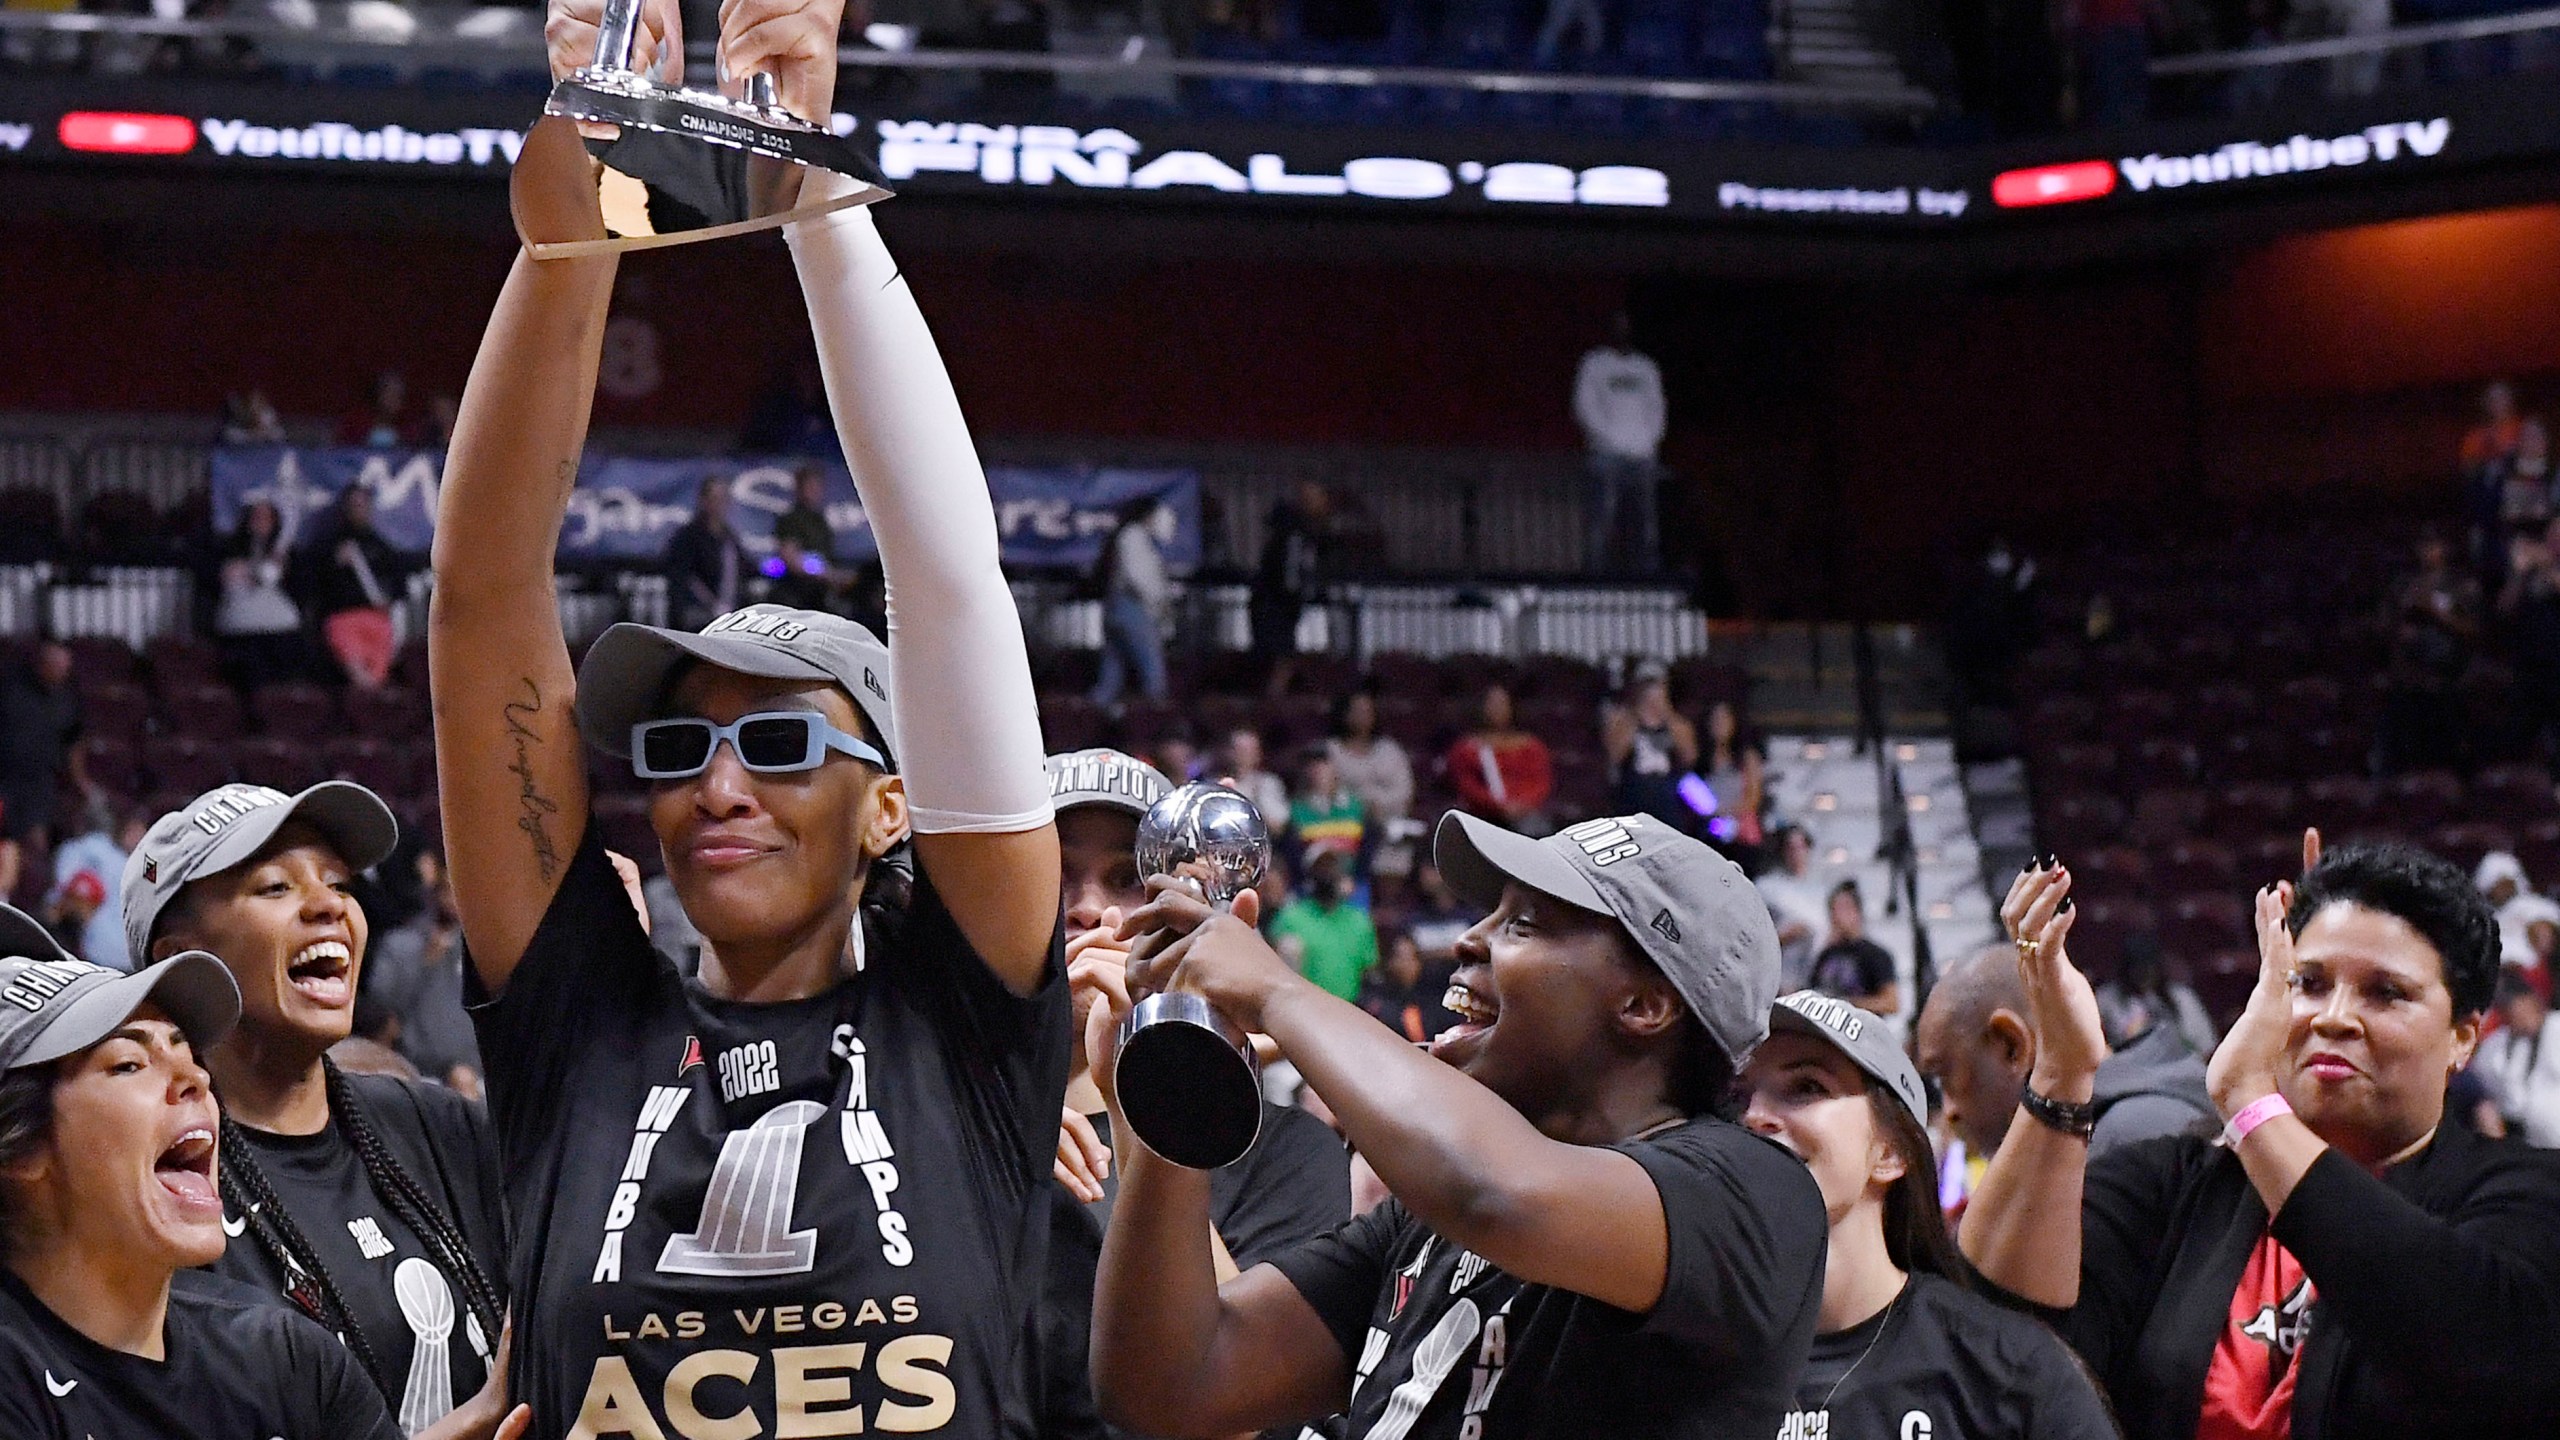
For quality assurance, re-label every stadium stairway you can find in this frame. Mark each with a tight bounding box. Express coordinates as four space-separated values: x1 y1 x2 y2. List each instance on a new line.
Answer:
1762 733 2000 1039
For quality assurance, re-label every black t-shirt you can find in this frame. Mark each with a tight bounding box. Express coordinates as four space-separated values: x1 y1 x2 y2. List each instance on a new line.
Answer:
471 829 1070 1440
1811 940 1895 1002
1778 1272 2117 1440
208 1070 509 1433
0 1267 400 1439
1035 1102 1353 1439
1269 1116 1827 1438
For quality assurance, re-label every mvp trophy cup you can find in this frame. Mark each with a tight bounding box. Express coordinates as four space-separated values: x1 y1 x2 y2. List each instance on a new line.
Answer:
517 0 891 257
1114 783 1271 1169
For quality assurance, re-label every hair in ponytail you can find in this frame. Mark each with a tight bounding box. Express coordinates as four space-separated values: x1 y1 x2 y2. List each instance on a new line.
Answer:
218 1058 504 1398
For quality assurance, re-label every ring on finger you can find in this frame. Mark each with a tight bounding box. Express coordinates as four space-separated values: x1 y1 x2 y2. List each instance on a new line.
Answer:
2016 938 2042 958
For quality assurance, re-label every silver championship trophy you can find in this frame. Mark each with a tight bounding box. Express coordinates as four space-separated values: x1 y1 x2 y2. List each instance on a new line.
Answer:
522 0 890 258
1113 783 1270 1169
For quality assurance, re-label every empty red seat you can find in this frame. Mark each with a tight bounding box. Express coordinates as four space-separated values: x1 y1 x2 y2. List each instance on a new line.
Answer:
2037 791 2125 850
2128 786 2208 845
2167 892 2251 962
147 738 231 798
2304 774 2381 829
343 685 428 741
235 736 321 793
2070 844 2152 900
251 683 342 743
2025 695 2099 743
2100 690 2181 748
144 636 224 691
2470 764 2557 825
2159 839 2237 894
158 681 244 739
2211 782 2297 840
2386 770 2465 832
2123 737 2200 791
2428 822 2516 876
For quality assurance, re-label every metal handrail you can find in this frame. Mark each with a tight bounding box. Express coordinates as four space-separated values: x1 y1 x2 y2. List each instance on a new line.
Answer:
0 7 1934 111
2148 3 2560 74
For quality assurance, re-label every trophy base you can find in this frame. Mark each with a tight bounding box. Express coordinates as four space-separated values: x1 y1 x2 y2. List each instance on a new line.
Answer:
523 71 892 258
1116 994 1263 1170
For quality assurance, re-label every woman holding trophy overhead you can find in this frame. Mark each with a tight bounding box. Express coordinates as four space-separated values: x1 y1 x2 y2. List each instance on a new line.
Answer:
430 1 1067 1436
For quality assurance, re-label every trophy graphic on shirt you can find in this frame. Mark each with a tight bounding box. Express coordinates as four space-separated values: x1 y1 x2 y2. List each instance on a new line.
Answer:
519 0 891 258
1114 783 1270 1169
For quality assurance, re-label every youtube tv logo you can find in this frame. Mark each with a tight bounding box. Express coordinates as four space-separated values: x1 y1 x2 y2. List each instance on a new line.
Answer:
1990 159 2116 208
58 111 196 155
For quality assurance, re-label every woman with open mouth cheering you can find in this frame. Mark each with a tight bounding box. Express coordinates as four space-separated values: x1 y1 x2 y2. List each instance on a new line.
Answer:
0 909 405 1437
121 782 520 1440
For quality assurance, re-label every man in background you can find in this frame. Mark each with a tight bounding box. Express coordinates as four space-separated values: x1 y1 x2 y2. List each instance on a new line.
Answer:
1574 312 1666 572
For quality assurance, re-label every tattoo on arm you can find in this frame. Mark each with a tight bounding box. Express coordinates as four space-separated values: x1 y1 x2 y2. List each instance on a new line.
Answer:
502 677 563 882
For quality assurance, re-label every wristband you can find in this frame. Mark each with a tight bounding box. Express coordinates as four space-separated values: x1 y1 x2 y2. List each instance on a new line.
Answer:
2222 1093 2293 1147
2021 1085 2097 1141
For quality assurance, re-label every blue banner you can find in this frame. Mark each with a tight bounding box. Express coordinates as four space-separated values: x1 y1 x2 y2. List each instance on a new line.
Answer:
208 446 1201 571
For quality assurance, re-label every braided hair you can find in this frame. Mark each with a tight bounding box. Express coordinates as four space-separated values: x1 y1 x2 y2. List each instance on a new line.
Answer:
217 1056 503 1397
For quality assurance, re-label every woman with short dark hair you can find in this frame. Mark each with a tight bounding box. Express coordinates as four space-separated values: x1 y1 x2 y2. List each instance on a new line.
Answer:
0 914 413 1438
1968 840 2560 1440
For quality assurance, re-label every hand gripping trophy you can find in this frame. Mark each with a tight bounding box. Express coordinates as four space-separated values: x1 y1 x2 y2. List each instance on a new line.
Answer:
1114 783 1272 1169
516 0 890 256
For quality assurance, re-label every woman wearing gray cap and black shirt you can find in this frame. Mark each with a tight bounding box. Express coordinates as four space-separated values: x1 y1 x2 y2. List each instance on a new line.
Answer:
121 782 519 1440
1737 991 2116 1440
429 1 1065 1435
1087 810 1828 1439
0 914 403 1438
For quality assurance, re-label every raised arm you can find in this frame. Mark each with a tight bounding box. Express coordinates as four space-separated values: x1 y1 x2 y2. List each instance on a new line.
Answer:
1960 863 2104 1306
430 1 676 989
734 0 1059 992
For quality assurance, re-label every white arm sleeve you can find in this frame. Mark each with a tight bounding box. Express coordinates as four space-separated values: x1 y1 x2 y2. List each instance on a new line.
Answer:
786 178 1051 835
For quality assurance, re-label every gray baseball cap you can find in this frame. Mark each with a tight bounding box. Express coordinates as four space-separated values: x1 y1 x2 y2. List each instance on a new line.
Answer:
1769 990 1929 1134
0 948 240 1074
1434 811 1781 1068
122 782 401 967
1046 748 1172 817
578 604 898 766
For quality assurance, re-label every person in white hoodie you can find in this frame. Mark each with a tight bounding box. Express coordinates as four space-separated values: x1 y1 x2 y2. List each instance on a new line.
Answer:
1572 312 1667 571
2476 851 2555 980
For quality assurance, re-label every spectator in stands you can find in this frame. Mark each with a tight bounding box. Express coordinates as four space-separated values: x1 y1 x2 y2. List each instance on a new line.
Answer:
2476 850 2548 967
362 847 482 1098
215 497 310 693
1149 724 1203 786
1758 825 1830 992
2499 517 2560 764
2475 969 2560 1145
1972 848 2560 1440
48 800 144 970
660 473 749 630
1289 746 1367 877
1917 936 2216 1170
1088 495 1173 711
2093 931 2219 1058
1250 481 1329 694
1948 536 2040 705
1357 927 1459 1044
2379 527 2479 773
0 639 84 847
336 369 414 448
1701 700 1766 849
221 389 287 445
1326 688 1413 838
1574 313 1666 572
773 461 835 559
765 535 835 612
1268 848 1377 1003
1399 858 1473 964
291 485 411 692
1222 725 1291 827
1446 682 1555 835
1533 0 1604 66
1606 660 1698 833
2467 381 2526 476
1810 880 1899 1016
